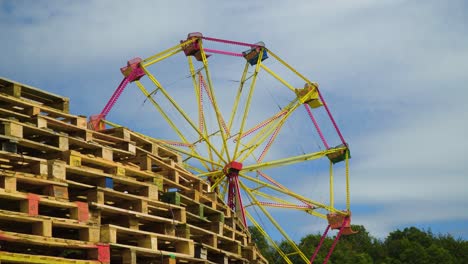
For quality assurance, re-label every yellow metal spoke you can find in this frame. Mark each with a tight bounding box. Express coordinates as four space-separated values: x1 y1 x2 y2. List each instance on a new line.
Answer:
346 149 350 211
141 65 227 163
136 132 221 168
234 108 288 142
246 211 294 264
183 163 206 174
233 50 264 160
142 48 182 68
236 113 284 159
251 189 326 219
227 61 250 131
267 49 314 85
188 57 206 136
135 81 189 144
161 144 222 167
101 119 120 128
143 38 197 67
330 160 334 208
240 180 310 263
239 172 337 214
197 168 224 178
242 147 346 172
220 181 229 201
197 148 345 182
238 83 322 163
135 81 211 171
238 99 302 162
188 57 215 170
211 175 226 191
103 118 217 171
260 63 296 92
218 61 250 165
198 40 232 162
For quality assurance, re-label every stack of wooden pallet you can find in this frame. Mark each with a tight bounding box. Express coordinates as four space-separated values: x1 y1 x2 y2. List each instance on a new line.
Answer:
0 77 268 264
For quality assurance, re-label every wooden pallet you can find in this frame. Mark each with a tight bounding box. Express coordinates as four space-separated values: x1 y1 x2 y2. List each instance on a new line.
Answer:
0 92 74 123
101 126 181 164
1 169 69 200
101 224 194 256
161 192 224 223
124 153 209 193
0 77 70 113
110 244 210 264
0 189 90 222
57 150 202 194
90 202 185 230
0 251 105 264
0 231 109 263
0 209 99 242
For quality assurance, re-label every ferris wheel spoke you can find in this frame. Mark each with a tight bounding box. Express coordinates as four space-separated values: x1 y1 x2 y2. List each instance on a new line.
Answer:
242 147 346 172
157 141 223 168
134 82 192 145
196 169 224 179
183 162 206 175
188 57 218 169
232 49 265 161
236 116 283 161
239 180 310 263
239 173 336 212
266 49 314 85
217 61 251 165
210 175 226 191
197 41 233 161
238 99 302 163
142 38 197 67
141 66 227 163
245 211 294 264
267 48 348 146
106 83 212 173
250 189 326 219
260 63 296 92
227 61 250 132
233 108 288 143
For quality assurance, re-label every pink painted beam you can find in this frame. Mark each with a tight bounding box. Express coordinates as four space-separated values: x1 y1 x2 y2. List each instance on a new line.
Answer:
203 48 244 57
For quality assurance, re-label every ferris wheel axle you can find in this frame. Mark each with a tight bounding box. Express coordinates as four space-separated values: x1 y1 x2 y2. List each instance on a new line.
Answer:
223 161 247 227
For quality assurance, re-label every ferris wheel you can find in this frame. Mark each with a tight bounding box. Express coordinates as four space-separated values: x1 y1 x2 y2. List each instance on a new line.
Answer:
90 32 355 264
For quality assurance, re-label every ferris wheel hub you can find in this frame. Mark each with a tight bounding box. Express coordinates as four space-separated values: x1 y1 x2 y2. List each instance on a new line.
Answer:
223 161 243 176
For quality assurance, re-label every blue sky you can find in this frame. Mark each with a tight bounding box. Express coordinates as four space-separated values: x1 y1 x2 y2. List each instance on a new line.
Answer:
1 0 468 243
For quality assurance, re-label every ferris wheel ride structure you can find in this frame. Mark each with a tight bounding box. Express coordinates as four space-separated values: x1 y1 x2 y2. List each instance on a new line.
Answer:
90 32 355 264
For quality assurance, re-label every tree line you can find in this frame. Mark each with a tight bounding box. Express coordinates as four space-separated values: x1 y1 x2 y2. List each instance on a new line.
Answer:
249 225 468 263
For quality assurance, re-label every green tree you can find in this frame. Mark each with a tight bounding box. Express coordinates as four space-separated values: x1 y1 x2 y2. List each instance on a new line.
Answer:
250 225 466 264
427 243 454 264
248 226 275 263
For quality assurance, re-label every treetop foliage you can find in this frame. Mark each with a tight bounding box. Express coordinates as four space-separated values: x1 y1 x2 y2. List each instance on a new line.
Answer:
249 226 468 264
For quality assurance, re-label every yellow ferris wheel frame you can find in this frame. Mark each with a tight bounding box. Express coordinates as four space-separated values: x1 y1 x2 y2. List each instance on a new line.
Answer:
95 33 354 264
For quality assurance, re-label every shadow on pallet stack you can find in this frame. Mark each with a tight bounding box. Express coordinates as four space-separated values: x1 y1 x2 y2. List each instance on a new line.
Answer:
0 77 268 264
